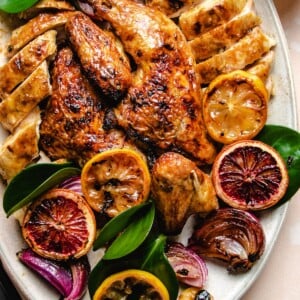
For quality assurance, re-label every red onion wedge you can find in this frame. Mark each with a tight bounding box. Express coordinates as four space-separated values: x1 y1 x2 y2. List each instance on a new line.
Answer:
17 248 90 299
58 175 83 195
17 248 73 297
166 242 208 288
65 256 90 300
188 208 265 273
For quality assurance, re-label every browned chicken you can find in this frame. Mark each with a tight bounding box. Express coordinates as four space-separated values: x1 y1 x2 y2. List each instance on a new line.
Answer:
152 152 218 235
78 0 216 165
39 46 130 166
66 12 132 102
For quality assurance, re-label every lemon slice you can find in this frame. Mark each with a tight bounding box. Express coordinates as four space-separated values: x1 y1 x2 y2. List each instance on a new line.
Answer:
203 70 268 144
93 269 169 300
81 148 151 217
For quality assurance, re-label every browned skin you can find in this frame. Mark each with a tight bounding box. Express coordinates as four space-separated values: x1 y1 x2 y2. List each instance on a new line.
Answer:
152 152 218 235
39 47 129 166
66 12 132 102
79 0 216 165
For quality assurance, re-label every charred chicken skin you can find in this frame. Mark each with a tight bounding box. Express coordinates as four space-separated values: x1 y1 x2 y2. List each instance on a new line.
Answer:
66 12 132 102
78 0 216 165
39 46 129 166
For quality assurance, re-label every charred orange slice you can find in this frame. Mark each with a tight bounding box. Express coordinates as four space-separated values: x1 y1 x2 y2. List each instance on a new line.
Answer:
203 70 268 144
93 269 169 300
212 140 289 210
81 148 151 218
22 188 96 260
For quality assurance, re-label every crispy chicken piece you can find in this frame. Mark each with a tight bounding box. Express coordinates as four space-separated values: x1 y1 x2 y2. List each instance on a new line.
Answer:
179 0 247 40
39 46 130 167
0 30 56 99
66 12 132 102
7 11 75 58
0 61 51 132
0 107 40 181
78 0 216 165
189 0 260 61
152 152 218 234
18 0 75 19
196 26 276 84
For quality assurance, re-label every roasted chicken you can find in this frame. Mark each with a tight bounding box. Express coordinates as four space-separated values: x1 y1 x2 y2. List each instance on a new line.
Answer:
78 0 216 165
152 152 218 234
39 46 130 166
66 12 132 102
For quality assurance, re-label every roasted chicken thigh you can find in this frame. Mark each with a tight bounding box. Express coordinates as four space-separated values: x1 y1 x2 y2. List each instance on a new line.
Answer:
78 0 216 165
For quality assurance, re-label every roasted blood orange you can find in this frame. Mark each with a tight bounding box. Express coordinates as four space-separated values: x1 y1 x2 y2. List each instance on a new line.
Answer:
93 269 169 300
212 140 289 210
203 70 268 144
81 148 151 218
22 188 96 260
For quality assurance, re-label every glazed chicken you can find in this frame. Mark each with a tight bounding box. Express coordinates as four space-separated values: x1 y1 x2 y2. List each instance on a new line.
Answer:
39 46 130 166
78 0 216 165
152 152 218 235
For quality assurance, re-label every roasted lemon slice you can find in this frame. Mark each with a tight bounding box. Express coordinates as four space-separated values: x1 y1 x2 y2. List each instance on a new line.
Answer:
203 70 268 144
93 269 169 300
81 148 151 217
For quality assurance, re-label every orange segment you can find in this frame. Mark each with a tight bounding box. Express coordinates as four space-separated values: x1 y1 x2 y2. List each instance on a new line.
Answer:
22 188 96 260
203 70 268 144
81 148 151 218
212 140 289 210
93 269 169 300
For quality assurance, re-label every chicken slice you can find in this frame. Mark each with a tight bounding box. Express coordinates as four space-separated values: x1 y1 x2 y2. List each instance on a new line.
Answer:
18 0 75 19
152 152 218 235
189 0 260 61
0 61 51 133
179 0 247 40
145 0 194 17
196 26 276 84
7 11 75 58
66 12 132 102
39 46 130 167
0 30 56 100
0 107 40 181
78 0 216 165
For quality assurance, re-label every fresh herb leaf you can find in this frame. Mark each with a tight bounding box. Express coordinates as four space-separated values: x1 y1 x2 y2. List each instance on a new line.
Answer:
0 0 39 13
3 162 80 216
257 125 300 205
93 201 151 250
103 202 155 259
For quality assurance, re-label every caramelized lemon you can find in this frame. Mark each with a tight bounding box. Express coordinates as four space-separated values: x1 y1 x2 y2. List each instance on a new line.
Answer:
93 269 169 300
81 148 151 217
203 70 268 144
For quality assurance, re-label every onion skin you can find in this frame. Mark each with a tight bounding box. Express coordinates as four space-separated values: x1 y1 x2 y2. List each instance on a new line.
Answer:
17 248 73 297
188 208 265 273
166 242 208 288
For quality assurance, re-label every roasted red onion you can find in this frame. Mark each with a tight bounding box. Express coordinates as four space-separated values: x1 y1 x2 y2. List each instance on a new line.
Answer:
166 242 208 288
17 248 90 299
65 256 90 300
188 208 265 273
17 248 73 297
58 175 83 195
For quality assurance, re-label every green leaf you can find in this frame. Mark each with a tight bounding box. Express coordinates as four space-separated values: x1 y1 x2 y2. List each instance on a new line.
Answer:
93 201 151 250
3 162 80 216
0 0 39 13
257 125 300 205
103 202 155 259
